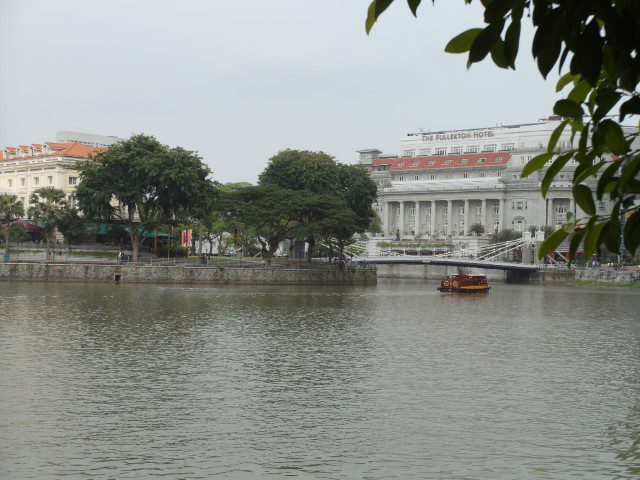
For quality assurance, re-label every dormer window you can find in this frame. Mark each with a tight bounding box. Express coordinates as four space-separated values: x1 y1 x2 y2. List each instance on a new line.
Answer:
460 159 469 164
444 160 452 165
397 162 405 167
428 160 436 165
494 157 503 162
411 161 420 166
477 158 486 164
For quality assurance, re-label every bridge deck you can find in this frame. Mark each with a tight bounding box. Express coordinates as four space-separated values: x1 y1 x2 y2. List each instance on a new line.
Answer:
357 256 539 271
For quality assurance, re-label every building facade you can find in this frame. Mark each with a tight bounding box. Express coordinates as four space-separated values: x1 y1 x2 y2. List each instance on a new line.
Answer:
0 141 103 211
359 116 616 237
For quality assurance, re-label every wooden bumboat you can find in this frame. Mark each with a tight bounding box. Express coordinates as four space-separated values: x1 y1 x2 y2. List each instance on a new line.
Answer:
437 274 490 293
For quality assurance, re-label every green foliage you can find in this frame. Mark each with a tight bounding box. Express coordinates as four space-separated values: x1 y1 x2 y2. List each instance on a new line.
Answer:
0 194 24 222
364 0 640 261
490 228 522 244
27 187 67 240
469 222 485 236
76 134 215 260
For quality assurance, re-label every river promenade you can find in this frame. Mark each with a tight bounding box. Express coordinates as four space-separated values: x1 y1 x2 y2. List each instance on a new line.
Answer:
0 261 377 285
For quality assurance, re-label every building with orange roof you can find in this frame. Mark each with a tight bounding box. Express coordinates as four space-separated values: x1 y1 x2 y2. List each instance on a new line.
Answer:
0 139 106 211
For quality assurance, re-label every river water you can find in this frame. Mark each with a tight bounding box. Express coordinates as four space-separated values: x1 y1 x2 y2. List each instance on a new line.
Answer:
1 280 639 479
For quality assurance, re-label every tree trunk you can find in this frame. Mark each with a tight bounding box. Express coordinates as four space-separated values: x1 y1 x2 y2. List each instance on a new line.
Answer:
198 222 204 256
305 235 315 263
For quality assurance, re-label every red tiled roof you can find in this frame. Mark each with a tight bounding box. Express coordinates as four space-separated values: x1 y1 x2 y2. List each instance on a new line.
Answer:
1 141 104 162
372 152 511 171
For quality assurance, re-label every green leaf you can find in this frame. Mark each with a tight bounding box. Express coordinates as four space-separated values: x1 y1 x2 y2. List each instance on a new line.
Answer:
603 121 630 155
584 222 605 257
573 160 605 185
556 72 577 92
521 152 551 178
603 203 621 254
469 21 504 64
547 120 568 153
407 0 421 16
596 161 620 199
572 184 596 216
490 38 509 69
504 17 520 69
568 228 586 264
538 227 568 259
620 96 640 122
593 89 620 122
618 155 640 194
623 209 640 255
445 28 483 54
541 151 573 197
567 80 592 104
484 0 519 23
553 99 584 119
366 0 394 34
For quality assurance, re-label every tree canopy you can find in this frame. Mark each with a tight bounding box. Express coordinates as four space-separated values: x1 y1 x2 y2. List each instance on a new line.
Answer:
76 134 215 261
365 0 640 261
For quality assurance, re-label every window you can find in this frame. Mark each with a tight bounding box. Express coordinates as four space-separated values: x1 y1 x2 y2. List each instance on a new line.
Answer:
495 156 503 162
20 178 25 187
450 146 463 154
479 172 486 178
435 147 447 155
68 177 78 185
598 201 606 211
477 158 486 164
570 159 578 165
513 201 526 211
444 160 452 165
430 174 436 180
556 206 566 215
397 162 405 167
501 143 514 151
414 175 419 181
520 156 526 165
399 176 404 181
482 144 496 152
412 161 420 166
460 159 469 164
402 149 415 157
409 205 415 215
443 205 448 215
8 179 12 188
463 173 468 178
493 205 500 214
47 176 53 185
559 174 566 179
428 160 436 165
497 171 503 177
446 173 453 179
419 148 431 156
512 174 518 179
33 177 39 186
476 206 483 216
466 145 479 154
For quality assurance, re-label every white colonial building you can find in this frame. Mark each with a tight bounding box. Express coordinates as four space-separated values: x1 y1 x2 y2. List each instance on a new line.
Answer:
0 141 104 211
359 116 617 237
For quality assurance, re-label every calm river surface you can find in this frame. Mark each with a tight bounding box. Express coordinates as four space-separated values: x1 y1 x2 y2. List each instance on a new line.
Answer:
1 280 639 479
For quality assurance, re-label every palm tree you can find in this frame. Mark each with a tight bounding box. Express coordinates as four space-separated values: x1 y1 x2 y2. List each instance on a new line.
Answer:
0 194 25 259
469 223 485 237
27 187 67 256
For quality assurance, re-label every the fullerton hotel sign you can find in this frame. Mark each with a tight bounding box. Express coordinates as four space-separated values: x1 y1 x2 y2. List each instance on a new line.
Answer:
421 130 495 142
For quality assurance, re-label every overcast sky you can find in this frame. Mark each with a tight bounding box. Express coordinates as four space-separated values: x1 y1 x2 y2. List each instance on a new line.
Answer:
0 0 560 183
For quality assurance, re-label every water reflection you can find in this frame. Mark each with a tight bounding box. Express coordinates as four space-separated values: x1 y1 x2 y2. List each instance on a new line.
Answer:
1 280 639 478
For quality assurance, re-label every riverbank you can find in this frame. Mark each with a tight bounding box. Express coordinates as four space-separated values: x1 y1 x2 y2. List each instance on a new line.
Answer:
376 263 640 287
0 262 376 285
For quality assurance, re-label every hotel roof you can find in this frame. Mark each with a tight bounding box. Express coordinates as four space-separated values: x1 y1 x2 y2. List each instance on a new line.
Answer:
372 152 511 171
1 141 104 161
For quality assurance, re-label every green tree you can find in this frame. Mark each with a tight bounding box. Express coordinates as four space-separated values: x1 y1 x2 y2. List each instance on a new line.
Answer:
76 134 215 261
0 194 25 258
27 187 67 253
365 0 640 261
469 222 486 236
490 228 523 244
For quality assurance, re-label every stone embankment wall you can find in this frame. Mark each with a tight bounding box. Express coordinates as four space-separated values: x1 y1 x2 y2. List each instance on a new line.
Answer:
375 264 507 282
0 263 377 286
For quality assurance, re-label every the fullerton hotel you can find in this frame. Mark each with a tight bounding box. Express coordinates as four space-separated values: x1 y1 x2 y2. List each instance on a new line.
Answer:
359 116 615 238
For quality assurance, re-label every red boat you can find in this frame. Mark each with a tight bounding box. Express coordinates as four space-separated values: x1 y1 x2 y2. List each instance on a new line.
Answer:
438 274 490 293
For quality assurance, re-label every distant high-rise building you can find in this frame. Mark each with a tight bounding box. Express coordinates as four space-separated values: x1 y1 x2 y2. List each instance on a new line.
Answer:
56 131 123 149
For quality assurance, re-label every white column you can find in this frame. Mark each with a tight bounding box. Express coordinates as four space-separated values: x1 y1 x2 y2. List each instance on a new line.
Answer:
447 200 453 236
569 197 575 218
482 199 487 228
399 201 405 236
383 201 389 235
463 199 469 235
414 201 420 235
430 200 436 236
499 198 505 230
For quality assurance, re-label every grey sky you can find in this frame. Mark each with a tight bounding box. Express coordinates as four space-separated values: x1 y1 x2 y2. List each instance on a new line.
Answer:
0 0 560 183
